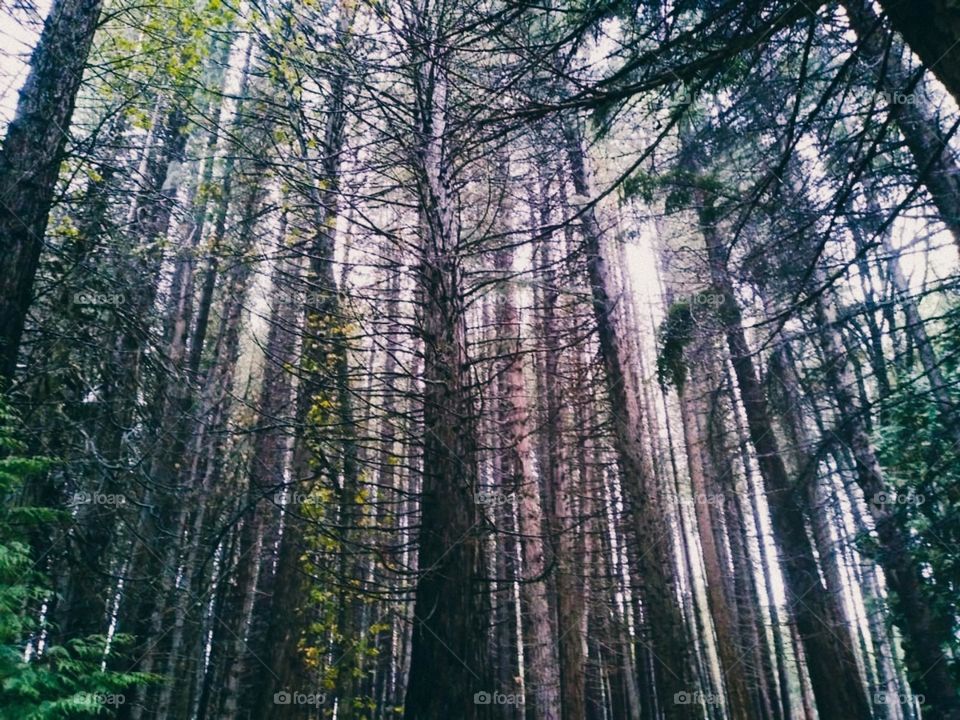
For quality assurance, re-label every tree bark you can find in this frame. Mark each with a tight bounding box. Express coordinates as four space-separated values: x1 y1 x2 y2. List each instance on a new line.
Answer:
402 11 491 717
676 356 756 719
0 0 104 383
562 121 692 717
875 0 960 108
813 291 960 719
533 192 588 720
695 187 872 719
494 238 562 720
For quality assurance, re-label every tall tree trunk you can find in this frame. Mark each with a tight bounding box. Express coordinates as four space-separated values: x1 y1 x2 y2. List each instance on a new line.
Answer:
562 121 692 717
215 213 297 720
674 349 756 719
369 257 405 720
534 180 586 720
494 239 562 720
766 344 872 694
724 363 796 720
695 347 780 720
813 291 960 718
187 40 251 377
253 5 360 714
59 102 189 647
402 11 490 716
695 186 872 719
0 0 103 383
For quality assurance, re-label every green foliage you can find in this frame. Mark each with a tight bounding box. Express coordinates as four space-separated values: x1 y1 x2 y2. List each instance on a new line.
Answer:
620 171 658 204
0 401 151 718
874 303 960 674
621 167 727 215
657 299 695 390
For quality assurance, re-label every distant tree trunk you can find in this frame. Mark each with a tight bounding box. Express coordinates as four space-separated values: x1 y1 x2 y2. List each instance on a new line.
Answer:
0 0 104 383
483 288 521 719
766 344 871 691
721 468 780 720
849 222 893 417
534 183 586 720
875 0 960 108
59 102 189 649
137 69 238 705
255 205 346 719
593 506 630 720
695 186 872 719
813 291 960 719
648 338 723 714
187 41 251 376
674 346 756 720
648 311 710 720
214 221 297 720
252 7 362 715
158 233 256 720
494 236 561 718
364 256 404 720
654 354 706 720
257 174 351 720
723 363 795 720
842 474 918 720
692 345 779 720
562 121 691 717
145 172 262 720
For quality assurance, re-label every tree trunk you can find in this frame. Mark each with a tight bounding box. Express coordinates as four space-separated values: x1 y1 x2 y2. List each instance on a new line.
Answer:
676 357 756 719
402 15 491 717
59 102 189 647
695 186 872 719
0 0 104 383
534 178 587 720
724 363 796 720
494 239 562 719
766 345 872 694
875 0 960 108
562 121 692 717
813 291 960 719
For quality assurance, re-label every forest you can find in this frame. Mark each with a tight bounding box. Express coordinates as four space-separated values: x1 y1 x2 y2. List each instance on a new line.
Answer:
0 0 959 718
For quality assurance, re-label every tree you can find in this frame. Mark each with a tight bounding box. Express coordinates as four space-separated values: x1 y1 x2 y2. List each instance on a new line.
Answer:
0 0 104 384
876 0 960 107
3 0 960 718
